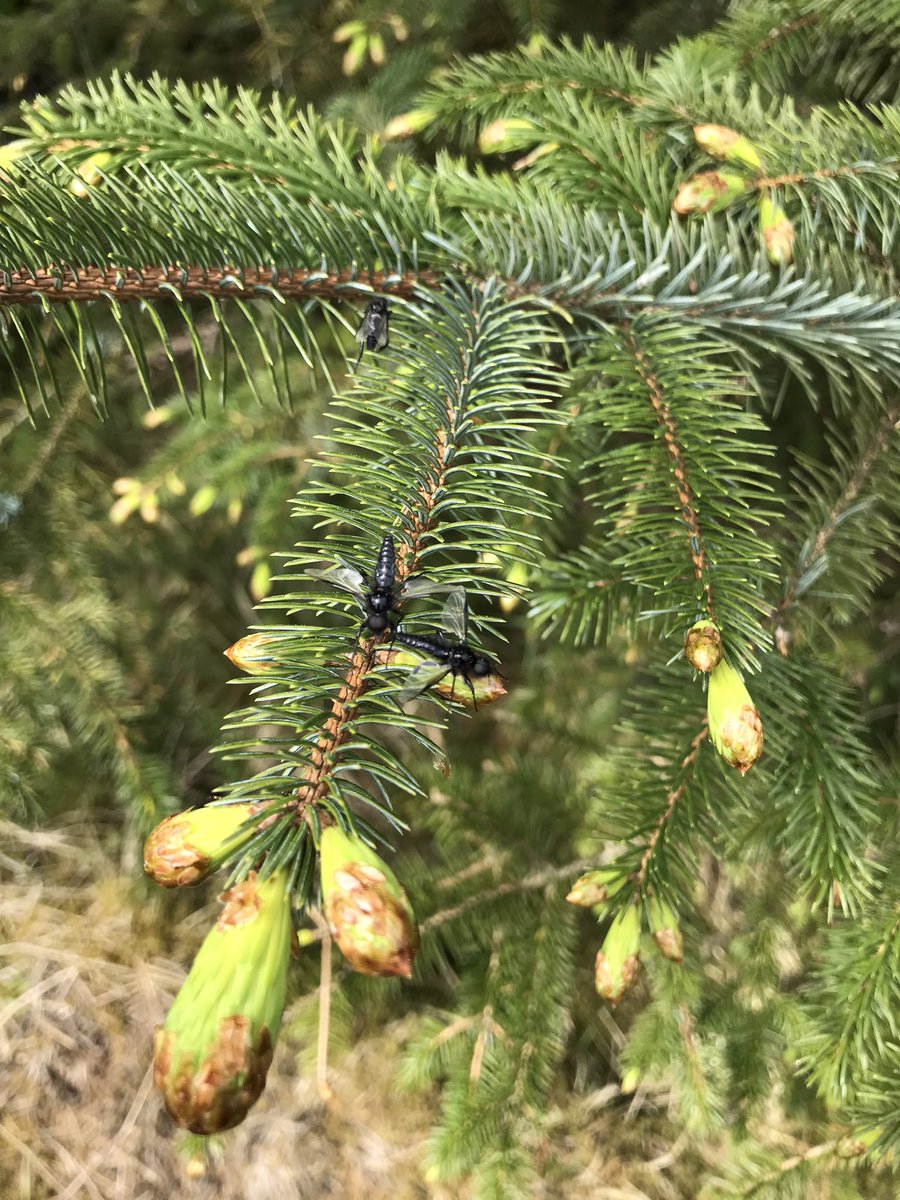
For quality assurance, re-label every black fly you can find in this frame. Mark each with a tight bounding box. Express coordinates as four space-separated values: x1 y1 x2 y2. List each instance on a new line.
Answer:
353 298 390 368
395 590 496 708
307 534 461 640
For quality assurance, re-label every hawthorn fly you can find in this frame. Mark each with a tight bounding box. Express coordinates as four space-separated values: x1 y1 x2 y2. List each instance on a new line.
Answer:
306 534 461 640
395 590 497 709
353 298 390 368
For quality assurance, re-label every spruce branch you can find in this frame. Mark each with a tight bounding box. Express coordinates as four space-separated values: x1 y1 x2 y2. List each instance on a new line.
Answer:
216 282 561 901
772 399 900 642
576 320 779 669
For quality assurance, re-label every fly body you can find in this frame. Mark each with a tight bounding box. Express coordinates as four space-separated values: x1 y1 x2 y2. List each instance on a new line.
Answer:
306 534 463 641
395 590 496 708
354 298 390 367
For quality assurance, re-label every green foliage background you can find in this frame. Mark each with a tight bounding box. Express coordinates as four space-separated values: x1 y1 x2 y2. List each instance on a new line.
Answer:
1 1 900 1198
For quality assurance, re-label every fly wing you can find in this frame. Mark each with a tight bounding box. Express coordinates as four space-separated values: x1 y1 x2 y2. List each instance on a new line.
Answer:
439 587 469 642
305 562 367 603
396 658 449 703
354 308 389 351
371 311 389 352
400 577 465 601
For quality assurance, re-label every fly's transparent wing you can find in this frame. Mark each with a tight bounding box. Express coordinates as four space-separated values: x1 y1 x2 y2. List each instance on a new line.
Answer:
439 588 469 642
354 307 389 351
397 659 450 703
400 577 465 601
305 562 366 603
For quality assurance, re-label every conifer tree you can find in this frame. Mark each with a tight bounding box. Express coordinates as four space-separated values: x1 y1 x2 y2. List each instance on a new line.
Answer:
2 0 900 1194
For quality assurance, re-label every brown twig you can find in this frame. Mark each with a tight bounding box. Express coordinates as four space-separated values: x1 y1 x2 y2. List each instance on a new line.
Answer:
422 856 598 932
634 721 708 890
293 325 459 819
622 325 714 618
0 264 439 307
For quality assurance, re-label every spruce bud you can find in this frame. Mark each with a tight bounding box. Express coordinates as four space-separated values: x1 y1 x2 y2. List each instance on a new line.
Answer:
693 124 763 170
69 151 113 196
619 1067 642 1095
320 825 419 978
707 660 764 775
759 194 794 266
646 896 684 963
224 633 277 675
381 107 435 140
478 118 541 155
673 170 747 215
144 803 266 888
566 868 620 909
153 872 293 1133
835 1128 883 1158
594 904 642 1005
684 618 723 673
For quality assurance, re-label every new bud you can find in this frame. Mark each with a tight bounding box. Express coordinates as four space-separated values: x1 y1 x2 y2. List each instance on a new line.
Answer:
619 1067 642 1095
224 633 277 674
320 825 419 978
673 170 747 215
478 118 541 155
835 1127 883 1158
759 194 794 266
144 803 266 888
594 904 642 1005
69 151 113 195
707 660 764 775
566 868 622 909
684 619 723 672
693 124 763 170
381 107 435 140
646 896 684 963
153 872 293 1133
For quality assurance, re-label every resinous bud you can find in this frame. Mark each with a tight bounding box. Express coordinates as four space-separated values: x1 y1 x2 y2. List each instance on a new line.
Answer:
693 124 763 170
673 170 747 215
320 825 419 978
224 633 277 675
144 802 266 888
566 868 621 909
646 896 684 963
684 619 723 673
594 904 642 1005
759 194 794 266
707 659 764 775
153 871 293 1133
478 117 541 155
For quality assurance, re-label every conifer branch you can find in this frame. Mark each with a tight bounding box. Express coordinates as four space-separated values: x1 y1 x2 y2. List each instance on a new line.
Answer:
737 14 822 68
622 324 712 617
635 722 709 893
219 283 561 894
422 857 598 932
0 265 435 307
772 399 900 637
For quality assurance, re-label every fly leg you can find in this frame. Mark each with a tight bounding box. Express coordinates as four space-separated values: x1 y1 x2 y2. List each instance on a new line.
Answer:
466 675 478 710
